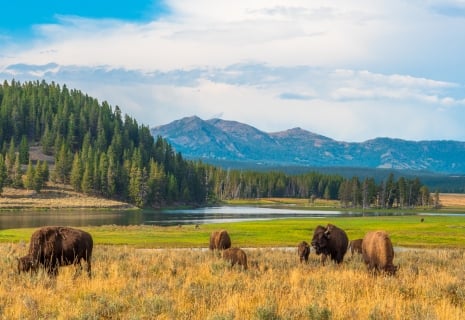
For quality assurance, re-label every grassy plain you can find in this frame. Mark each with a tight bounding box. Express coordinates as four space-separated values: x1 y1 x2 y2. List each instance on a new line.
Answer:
2 215 465 248
2 191 465 318
1 244 465 319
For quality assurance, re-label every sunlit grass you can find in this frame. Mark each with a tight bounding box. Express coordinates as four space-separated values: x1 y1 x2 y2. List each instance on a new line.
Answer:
3 214 465 248
2 243 465 319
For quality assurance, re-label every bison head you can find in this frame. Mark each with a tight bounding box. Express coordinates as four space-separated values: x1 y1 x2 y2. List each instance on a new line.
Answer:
386 264 399 276
17 255 37 274
311 226 330 255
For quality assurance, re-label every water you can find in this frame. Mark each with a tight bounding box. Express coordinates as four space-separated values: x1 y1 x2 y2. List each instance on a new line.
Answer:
0 206 418 229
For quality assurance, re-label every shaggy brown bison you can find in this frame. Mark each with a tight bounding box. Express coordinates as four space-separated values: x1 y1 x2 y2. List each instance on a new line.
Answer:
209 229 231 250
222 247 248 270
311 223 348 265
17 226 93 277
362 231 398 276
297 241 310 264
349 238 363 256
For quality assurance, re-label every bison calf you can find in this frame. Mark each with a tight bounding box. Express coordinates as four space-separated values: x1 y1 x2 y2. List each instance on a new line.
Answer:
297 241 310 264
349 238 363 256
18 226 93 277
222 247 248 270
362 231 398 276
209 229 231 251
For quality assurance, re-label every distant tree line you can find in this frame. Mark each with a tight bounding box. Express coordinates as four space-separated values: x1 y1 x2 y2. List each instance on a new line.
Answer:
205 167 436 208
0 80 436 208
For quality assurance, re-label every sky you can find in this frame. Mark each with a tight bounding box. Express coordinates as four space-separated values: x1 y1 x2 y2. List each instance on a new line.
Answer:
1 0 465 142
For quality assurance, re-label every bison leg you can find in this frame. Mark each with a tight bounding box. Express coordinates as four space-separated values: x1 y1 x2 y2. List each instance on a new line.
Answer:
86 258 92 278
48 264 59 277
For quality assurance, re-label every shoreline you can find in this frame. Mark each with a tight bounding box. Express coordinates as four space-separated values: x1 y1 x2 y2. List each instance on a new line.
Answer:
0 186 135 211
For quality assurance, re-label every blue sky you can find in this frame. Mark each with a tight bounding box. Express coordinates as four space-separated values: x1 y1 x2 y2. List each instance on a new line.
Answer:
1 0 465 142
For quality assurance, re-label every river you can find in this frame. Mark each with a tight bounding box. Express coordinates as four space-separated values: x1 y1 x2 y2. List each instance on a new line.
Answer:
0 206 422 229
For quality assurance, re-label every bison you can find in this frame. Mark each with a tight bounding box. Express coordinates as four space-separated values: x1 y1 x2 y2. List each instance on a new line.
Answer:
209 229 231 251
311 223 348 265
362 231 398 276
222 247 248 270
349 238 363 256
297 241 311 264
17 226 93 277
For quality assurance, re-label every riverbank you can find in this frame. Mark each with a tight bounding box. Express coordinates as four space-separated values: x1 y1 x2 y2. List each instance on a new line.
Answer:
2 184 464 212
0 185 135 210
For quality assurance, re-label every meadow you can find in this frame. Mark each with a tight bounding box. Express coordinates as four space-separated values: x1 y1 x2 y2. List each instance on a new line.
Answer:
0 214 465 319
1 192 465 319
1 243 465 319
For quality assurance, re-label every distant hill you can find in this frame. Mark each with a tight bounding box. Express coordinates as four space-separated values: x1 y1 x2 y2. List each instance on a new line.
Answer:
150 116 465 175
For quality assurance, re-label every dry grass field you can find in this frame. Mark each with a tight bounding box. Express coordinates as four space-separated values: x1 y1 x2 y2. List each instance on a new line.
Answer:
437 193 465 209
1 244 465 319
0 185 133 210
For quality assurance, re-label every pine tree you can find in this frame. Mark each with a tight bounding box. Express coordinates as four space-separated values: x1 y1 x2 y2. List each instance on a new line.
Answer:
106 147 118 198
129 164 141 207
99 152 108 196
81 163 93 195
53 143 72 185
41 124 54 155
24 160 35 190
12 153 23 188
70 153 83 191
18 135 29 164
33 160 47 192
0 155 6 194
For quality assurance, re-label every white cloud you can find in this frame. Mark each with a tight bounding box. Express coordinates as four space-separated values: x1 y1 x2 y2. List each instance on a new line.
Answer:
0 0 394 70
1 0 465 141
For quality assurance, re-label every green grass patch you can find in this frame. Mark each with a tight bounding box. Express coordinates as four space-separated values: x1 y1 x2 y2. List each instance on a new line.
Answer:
2 215 465 248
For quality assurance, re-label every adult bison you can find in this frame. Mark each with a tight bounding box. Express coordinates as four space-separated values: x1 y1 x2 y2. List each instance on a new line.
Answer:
297 241 310 264
349 238 363 256
222 247 248 270
209 229 231 251
362 231 398 276
311 223 348 265
17 226 93 277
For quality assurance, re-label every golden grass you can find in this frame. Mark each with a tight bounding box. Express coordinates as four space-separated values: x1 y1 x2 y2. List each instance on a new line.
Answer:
0 185 134 210
438 193 465 208
2 243 465 319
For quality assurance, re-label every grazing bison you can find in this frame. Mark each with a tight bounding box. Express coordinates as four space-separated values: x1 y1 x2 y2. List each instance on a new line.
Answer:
209 229 231 251
311 223 348 265
222 247 248 270
297 241 311 264
362 231 398 276
349 238 363 256
17 226 93 277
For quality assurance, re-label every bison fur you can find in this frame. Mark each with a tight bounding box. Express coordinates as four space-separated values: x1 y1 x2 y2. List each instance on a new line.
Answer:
362 231 398 276
18 226 93 277
209 229 231 251
311 223 348 264
222 247 248 270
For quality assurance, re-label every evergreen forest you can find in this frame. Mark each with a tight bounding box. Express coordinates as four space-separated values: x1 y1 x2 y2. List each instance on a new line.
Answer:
0 80 434 209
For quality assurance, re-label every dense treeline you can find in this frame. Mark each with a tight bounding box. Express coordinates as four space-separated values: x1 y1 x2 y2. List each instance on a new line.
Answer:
205 168 436 208
0 80 434 208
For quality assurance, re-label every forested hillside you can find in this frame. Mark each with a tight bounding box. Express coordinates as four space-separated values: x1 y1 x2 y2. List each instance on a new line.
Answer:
0 80 435 209
0 79 209 207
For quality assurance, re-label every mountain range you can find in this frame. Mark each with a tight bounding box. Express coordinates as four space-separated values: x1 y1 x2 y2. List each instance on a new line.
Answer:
150 116 465 174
